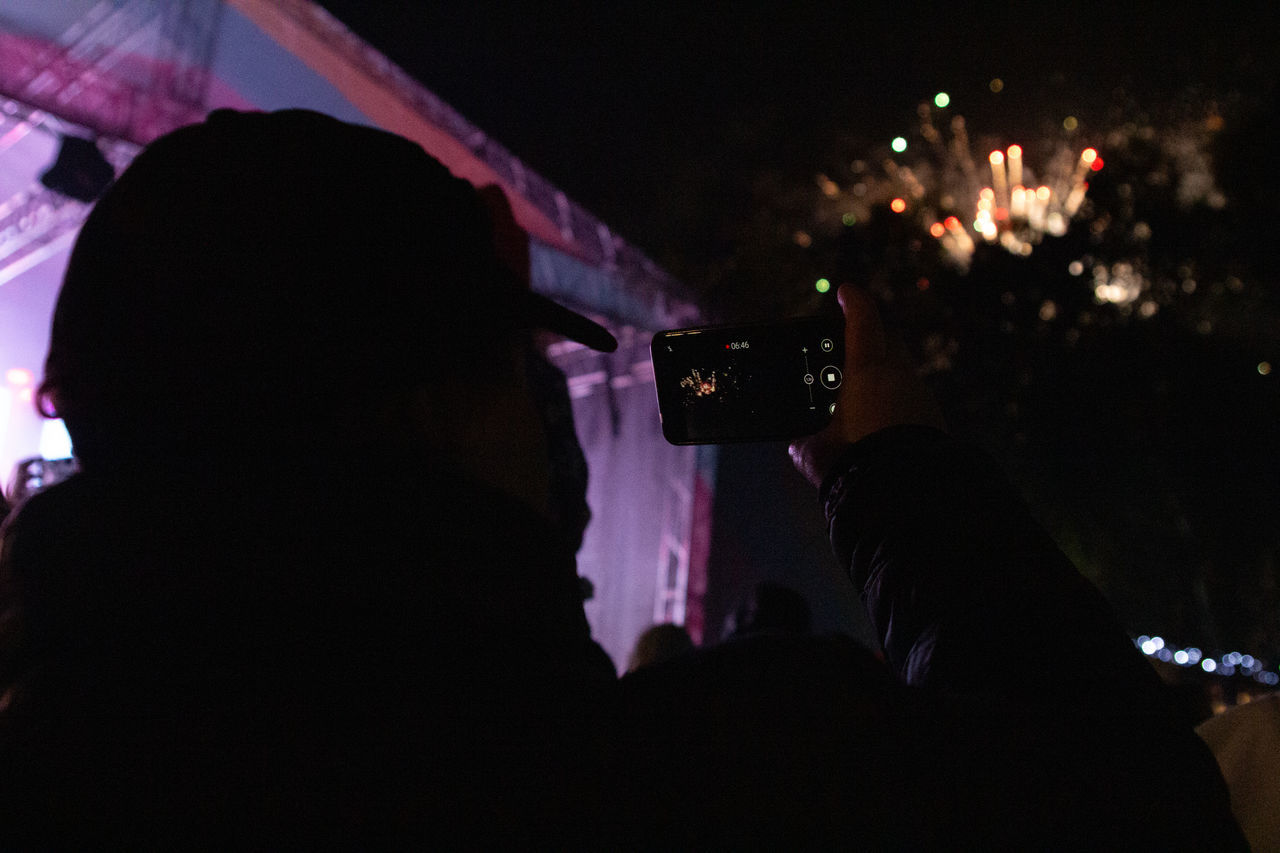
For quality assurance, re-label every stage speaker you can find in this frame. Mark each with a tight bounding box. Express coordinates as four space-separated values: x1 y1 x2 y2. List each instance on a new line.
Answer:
40 135 115 202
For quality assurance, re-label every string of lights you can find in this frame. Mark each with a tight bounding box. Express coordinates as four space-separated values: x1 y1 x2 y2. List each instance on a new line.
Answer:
1135 635 1279 686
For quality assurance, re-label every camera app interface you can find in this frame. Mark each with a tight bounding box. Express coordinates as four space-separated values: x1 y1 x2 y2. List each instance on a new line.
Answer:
654 318 843 443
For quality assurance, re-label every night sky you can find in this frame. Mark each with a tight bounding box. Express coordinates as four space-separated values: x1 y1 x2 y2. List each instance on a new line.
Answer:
315 3 1280 669
315 2 1276 285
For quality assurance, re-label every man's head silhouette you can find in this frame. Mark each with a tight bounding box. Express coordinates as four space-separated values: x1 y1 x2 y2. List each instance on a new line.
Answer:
38 109 614 476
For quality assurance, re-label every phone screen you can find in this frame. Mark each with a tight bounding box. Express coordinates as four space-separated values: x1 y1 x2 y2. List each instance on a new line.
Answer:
9 456 80 504
651 316 844 444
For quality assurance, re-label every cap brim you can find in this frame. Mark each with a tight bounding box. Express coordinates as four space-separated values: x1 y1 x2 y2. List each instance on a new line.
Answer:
522 290 618 352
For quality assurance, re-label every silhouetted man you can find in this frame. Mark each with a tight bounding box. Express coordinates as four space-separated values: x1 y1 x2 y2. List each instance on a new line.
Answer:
0 109 618 848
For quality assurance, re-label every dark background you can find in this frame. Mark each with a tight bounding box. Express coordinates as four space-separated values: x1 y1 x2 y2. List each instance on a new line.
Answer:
316 2 1280 663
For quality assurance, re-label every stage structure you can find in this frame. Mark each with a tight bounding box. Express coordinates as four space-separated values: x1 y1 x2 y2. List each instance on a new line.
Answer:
0 0 711 670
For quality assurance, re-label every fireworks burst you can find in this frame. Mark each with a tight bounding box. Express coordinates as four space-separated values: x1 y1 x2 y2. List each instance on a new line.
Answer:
809 104 1106 273
799 91 1255 342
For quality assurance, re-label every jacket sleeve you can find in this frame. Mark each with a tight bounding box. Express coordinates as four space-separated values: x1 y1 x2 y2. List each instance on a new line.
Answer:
822 425 1164 699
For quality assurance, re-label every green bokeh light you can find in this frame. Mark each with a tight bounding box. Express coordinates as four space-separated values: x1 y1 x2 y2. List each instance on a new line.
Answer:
891 136 907 153
934 92 950 108
815 278 831 293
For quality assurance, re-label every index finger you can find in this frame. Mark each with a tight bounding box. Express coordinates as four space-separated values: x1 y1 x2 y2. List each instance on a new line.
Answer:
837 284 887 371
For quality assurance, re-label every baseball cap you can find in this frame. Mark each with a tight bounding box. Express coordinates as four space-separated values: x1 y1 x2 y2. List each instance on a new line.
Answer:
40 109 616 443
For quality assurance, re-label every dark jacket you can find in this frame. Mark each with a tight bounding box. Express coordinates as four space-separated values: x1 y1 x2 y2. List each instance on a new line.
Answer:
613 426 1246 849
0 430 1246 849
0 452 615 848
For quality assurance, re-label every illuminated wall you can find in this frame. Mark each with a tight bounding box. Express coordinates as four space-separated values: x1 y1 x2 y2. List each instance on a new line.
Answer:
0 238 68 491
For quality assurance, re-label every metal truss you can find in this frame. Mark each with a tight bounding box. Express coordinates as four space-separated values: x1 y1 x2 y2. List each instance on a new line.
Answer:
0 0 219 144
0 1 220 286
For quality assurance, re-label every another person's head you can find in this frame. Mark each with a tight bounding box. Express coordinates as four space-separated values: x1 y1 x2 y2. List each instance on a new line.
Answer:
37 109 614 513
626 623 695 673
727 581 812 640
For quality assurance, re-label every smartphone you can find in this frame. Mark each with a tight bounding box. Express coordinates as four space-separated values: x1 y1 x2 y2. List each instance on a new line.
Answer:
651 315 845 445
8 456 80 504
